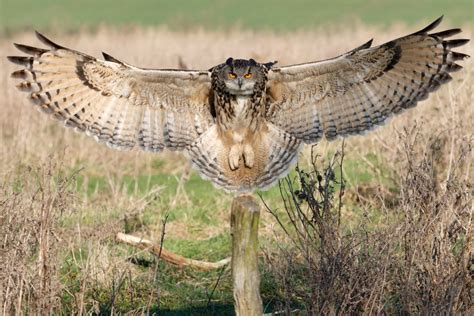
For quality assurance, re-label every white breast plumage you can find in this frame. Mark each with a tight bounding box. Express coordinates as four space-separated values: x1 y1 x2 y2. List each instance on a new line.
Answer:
234 96 248 117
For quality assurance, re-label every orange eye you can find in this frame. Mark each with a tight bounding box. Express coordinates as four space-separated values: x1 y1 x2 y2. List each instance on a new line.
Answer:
244 73 253 79
228 72 237 79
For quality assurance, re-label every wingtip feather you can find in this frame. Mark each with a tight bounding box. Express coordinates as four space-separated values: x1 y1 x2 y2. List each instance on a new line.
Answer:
431 28 462 38
102 52 123 64
445 39 470 49
451 52 470 61
7 55 32 66
414 15 444 35
35 31 63 49
13 43 47 55
359 39 373 50
10 69 29 79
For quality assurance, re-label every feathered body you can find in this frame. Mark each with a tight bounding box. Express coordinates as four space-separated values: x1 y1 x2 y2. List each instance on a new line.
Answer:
8 16 469 192
189 58 301 191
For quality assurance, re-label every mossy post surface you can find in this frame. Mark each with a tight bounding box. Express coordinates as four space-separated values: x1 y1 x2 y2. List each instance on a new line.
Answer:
231 195 263 316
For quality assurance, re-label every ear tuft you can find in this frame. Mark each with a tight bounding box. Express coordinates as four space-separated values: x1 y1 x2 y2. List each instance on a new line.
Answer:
102 52 123 64
263 60 278 69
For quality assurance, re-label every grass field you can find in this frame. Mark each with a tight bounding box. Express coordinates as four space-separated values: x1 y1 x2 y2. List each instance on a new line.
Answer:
1 0 473 33
0 8 473 315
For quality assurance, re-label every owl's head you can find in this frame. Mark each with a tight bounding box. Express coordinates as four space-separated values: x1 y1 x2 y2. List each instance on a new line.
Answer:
213 58 275 96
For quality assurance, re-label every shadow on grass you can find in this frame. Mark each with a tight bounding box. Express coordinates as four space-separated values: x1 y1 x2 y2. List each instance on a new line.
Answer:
97 303 236 315
149 304 235 316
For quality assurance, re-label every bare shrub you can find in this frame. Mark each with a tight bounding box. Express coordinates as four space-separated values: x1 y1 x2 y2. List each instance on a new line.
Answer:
263 125 472 315
391 125 472 314
263 146 397 315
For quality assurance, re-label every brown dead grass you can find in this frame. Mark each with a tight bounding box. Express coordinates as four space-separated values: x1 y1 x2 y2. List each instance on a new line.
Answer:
0 22 472 314
263 125 472 314
0 159 70 314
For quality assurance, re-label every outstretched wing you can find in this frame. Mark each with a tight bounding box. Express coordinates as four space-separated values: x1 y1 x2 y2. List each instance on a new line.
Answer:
266 16 469 143
8 32 214 151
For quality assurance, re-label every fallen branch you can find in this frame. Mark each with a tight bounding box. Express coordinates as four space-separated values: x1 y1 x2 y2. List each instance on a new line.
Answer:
116 232 230 270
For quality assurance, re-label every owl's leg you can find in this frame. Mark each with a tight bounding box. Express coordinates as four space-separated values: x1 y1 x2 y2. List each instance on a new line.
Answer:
229 144 242 171
243 144 254 168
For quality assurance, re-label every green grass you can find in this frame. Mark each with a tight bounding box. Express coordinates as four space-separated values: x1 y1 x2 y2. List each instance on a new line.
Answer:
4 146 462 313
164 234 231 261
1 0 472 34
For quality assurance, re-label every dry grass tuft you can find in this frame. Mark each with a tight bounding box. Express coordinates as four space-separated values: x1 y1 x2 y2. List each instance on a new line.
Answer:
393 125 472 314
0 156 75 314
263 124 472 315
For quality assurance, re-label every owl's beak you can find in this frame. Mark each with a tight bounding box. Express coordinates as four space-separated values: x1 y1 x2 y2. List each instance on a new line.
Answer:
237 77 243 88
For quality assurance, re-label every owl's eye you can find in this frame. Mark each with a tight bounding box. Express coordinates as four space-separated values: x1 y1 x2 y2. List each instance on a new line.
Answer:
228 72 237 79
244 73 253 79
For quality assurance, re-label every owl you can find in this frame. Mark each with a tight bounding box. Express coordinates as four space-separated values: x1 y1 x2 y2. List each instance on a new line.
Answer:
8 16 469 192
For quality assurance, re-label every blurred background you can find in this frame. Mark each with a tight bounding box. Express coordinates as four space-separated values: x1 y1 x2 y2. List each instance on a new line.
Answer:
1 0 472 34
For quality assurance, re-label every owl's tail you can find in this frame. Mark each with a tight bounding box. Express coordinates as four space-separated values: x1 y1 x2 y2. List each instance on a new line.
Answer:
188 123 302 193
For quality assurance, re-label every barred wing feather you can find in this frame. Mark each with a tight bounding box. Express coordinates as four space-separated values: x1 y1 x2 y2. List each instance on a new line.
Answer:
267 16 469 143
8 32 214 152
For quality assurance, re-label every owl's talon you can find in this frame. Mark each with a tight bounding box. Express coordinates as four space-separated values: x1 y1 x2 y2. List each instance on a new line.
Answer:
229 145 241 170
243 144 254 168
230 156 239 170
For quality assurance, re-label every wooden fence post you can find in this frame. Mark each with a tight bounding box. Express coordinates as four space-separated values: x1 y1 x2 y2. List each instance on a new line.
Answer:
231 195 263 316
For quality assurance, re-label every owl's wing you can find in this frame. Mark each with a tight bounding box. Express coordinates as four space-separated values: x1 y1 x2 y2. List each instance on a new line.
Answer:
266 16 469 143
8 32 214 152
